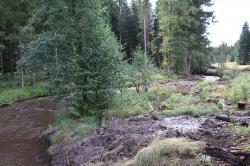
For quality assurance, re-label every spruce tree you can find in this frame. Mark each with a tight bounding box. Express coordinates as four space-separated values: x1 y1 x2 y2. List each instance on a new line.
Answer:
238 22 250 65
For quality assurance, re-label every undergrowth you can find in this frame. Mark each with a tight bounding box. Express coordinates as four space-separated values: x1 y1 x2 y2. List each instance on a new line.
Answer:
50 113 98 144
158 103 221 117
224 72 250 102
0 82 49 106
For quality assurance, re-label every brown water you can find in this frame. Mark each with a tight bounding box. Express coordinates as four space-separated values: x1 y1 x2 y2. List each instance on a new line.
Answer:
0 97 63 166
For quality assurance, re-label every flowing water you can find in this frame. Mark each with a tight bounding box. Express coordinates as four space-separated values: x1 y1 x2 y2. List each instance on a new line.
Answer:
0 97 63 166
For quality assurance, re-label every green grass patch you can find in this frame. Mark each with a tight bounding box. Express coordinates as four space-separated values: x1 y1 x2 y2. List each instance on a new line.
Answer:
0 82 49 106
158 103 221 117
108 91 152 118
147 85 176 101
162 93 197 110
50 113 98 144
229 123 250 137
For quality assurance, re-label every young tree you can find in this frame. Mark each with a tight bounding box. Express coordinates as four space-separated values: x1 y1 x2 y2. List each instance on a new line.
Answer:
20 0 123 116
238 22 250 65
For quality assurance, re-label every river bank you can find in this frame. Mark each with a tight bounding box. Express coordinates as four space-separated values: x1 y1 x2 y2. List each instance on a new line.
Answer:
47 73 250 166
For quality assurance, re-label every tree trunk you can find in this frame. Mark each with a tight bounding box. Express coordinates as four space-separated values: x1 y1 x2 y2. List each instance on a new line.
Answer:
21 70 24 88
186 50 192 75
0 42 3 80
31 71 36 85
143 7 147 57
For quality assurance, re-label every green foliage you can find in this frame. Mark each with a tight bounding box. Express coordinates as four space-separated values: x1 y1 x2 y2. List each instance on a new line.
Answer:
229 123 250 137
125 48 153 93
158 103 221 117
238 22 250 65
225 73 250 102
243 144 250 152
108 90 152 118
127 138 210 166
148 85 176 101
50 113 98 144
0 82 48 106
158 0 214 74
197 80 212 100
21 0 124 117
162 93 197 110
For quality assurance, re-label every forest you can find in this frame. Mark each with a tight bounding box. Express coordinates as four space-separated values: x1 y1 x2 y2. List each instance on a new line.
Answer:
0 0 250 166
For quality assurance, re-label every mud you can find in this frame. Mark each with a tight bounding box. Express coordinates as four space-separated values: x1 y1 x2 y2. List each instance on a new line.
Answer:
49 114 242 166
0 97 63 166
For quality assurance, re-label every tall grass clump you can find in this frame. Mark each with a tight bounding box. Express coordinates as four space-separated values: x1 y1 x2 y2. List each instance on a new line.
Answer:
108 90 152 118
126 138 210 166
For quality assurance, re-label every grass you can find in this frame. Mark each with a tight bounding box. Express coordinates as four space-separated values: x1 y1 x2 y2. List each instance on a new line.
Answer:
124 138 210 166
162 93 198 110
213 62 250 70
224 72 250 102
0 82 49 106
108 90 152 118
158 103 221 117
50 113 98 144
229 123 250 137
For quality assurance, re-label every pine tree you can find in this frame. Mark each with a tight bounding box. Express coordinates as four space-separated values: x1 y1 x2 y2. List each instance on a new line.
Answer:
238 22 250 65
158 0 214 74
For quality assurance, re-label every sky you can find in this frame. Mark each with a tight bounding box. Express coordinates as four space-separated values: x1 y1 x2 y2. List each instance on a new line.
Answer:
129 0 250 47
208 0 250 46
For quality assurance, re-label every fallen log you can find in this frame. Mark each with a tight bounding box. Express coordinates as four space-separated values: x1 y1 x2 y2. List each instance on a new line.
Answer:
205 146 250 166
215 115 249 126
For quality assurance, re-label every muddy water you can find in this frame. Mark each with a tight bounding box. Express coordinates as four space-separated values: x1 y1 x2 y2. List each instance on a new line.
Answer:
0 97 63 166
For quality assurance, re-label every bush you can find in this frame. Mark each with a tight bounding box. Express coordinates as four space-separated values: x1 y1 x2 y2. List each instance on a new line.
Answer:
126 138 210 166
225 73 250 102
197 80 212 100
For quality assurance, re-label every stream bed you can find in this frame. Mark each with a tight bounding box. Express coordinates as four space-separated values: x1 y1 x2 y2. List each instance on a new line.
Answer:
0 97 62 166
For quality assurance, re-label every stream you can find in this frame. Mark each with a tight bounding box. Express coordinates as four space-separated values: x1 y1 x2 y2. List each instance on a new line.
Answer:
0 97 63 166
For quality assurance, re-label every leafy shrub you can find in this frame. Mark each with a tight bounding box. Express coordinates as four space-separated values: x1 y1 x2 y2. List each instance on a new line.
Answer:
126 138 210 166
197 80 212 100
225 73 250 102
0 96 11 105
